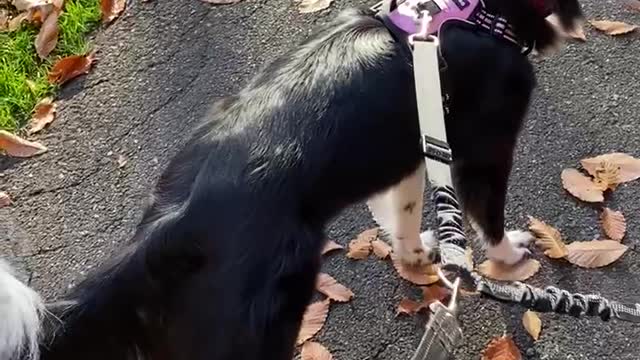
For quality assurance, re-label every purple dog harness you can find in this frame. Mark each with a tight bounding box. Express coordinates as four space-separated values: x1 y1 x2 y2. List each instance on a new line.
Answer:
375 0 524 50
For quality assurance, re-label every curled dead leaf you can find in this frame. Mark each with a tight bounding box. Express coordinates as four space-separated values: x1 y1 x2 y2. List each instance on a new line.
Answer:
298 0 332 13
581 153 640 183
481 336 522 360
296 299 330 345
315 273 353 302
301 342 332 360
101 0 126 23
371 239 392 259
561 168 603 202
465 247 475 269
391 253 439 285
477 259 540 282
565 240 628 268
48 51 96 85
321 240 343 255
590 20 638 36
592 161 620 191
34 7 59 59
528 216 568 259
601 208 626 242
522 311 542 341
0 130 47 158
346 227 377 259
28 97 57 134
546 14 586 41
0 192 12 208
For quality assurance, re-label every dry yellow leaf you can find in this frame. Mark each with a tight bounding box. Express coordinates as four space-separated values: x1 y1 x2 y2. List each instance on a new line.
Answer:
590 20 638 35
371 239 392 259
561 168 603 202
481 336 522 360
465 247 475 268
601 208 626 242
565 240 628 268
301 342 332 360
0 191 12 208
321 240 343 255
528 216 568 259
522 311 542 341
28 97 57 134
315 273 353 302
296 299 330 345
391 253 439 285
477 259 541 282
0 130 47 158
581 153 640 183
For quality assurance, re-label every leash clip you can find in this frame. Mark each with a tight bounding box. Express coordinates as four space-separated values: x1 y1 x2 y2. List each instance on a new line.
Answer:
409 9 439 45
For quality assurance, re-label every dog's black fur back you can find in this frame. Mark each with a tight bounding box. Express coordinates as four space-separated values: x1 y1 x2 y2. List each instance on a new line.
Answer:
34 1 582 359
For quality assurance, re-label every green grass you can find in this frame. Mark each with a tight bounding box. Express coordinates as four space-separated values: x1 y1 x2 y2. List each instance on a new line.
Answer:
0 0 100 132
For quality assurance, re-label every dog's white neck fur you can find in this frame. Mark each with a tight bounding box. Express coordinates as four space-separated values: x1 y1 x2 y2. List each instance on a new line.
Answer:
0 259 44 360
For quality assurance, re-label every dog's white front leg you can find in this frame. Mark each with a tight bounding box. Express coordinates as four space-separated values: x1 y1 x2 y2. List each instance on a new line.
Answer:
367 162 434 265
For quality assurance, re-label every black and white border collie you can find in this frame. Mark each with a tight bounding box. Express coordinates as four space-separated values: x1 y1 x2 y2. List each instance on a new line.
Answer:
1 0 582 359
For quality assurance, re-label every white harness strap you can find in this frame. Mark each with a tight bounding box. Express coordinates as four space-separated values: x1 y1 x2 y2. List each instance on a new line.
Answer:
412 40 452 188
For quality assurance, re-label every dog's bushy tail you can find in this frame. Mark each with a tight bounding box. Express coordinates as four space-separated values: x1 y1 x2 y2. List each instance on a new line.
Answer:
0 259 45 360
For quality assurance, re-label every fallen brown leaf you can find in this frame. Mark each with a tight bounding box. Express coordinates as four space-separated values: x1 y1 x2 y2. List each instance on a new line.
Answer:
396 298 427 315
601 208 626 242
315 273 353 302
546 14 586 41
528 216 568 259
567 24 587 41
522 311 542 341
34 7 59 59
298 0 332 13
48 51 95 85
346 228 377 259
481 336 522 360
100 0 126 23
391 253 439 285
581 153 640 183
397 285 450 315
371 239 392 259
565 240 628 268
201 0 242 4
321 240 343 255
465 247 475 268
296 299 330 345
624 0 640 12
593 161 620 191
422 284 450 305
590 20 638 36
28 97 56 134
477 259 540 282
561 168 603 202
0 192 12 208
0 130 47 158
301 342 332 360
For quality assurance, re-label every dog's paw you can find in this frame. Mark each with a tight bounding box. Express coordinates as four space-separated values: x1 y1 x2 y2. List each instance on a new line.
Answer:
486 230 533 265
393 232 438 266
